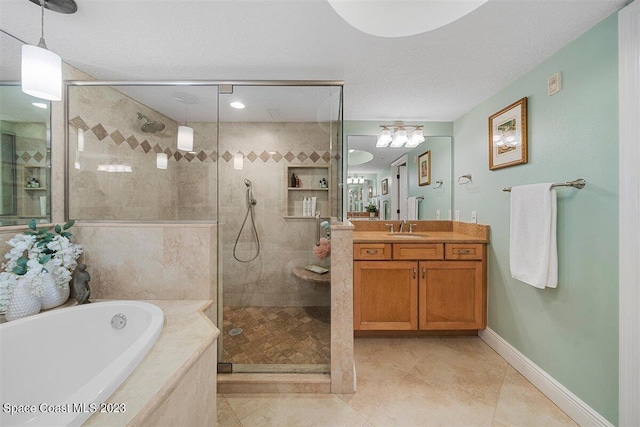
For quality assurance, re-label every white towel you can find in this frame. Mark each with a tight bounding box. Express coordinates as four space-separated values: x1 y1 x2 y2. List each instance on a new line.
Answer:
509 184 557 289
407 197 418 220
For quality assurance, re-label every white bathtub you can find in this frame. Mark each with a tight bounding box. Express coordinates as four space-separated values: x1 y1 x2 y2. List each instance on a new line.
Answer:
0 301 164 427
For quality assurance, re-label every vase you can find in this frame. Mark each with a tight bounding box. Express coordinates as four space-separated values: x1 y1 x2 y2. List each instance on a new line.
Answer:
39 272 70 310
5 278 41 321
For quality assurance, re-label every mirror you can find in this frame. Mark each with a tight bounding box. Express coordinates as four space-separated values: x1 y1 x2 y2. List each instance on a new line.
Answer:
346 135 452 220
0 84 51 226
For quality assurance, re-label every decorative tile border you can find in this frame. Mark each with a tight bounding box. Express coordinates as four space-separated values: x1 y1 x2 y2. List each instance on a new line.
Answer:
15 150 47 165
68 115 339 164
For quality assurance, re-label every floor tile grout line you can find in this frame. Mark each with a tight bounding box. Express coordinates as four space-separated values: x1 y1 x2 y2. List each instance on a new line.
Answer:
489 361 510 426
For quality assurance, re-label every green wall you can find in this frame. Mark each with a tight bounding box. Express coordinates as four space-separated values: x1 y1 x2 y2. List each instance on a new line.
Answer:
453 14 619 424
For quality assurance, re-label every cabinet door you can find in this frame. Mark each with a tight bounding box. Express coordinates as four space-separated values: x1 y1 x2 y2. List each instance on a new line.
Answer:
419 261 485 330
354 261 418 330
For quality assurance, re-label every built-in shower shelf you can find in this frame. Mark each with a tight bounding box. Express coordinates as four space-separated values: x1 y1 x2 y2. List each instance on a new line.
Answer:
285 165 331 218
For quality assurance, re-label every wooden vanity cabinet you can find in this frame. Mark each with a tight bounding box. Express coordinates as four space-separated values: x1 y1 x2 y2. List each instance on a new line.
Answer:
353 242 487 332
354 261 417 330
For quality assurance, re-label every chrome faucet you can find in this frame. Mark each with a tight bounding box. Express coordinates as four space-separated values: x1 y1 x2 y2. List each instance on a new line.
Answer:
399 219 407 233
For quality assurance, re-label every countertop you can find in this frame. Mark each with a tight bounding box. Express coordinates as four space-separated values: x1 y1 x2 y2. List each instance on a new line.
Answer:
353 231 489 244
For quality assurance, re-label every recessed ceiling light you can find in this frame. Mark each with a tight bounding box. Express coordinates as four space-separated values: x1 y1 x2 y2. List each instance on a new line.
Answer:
230 102 245 109
32 102 47 109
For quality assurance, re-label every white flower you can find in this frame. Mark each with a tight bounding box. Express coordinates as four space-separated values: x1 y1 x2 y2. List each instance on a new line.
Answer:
1 225 83 302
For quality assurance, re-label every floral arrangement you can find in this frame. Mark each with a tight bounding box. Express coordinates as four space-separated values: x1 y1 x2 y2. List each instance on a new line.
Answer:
0 219 82 313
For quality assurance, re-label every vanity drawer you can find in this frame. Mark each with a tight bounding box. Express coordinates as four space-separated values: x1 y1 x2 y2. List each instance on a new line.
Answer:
354 243 392 260
445 243 484 260
393 243 444 260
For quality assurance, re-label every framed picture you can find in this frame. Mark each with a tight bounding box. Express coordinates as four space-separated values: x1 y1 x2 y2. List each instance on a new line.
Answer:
418 150 431 186
489 97 528 170
368 185 373 198
381 178 388 195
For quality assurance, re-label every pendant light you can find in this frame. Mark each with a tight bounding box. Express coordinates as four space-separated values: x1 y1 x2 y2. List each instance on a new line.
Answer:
22 0 63 101
176 97 194 152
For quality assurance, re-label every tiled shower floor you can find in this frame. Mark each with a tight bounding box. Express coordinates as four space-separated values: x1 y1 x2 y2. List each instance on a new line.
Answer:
222 306 330 365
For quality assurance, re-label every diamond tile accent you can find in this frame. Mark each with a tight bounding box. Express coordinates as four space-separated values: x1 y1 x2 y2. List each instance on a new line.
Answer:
284 151 295 162
322 152 331 162
21 152 32 162
32 152 44 163
334 153 341 160
272 151 283 162
110 130 125 145
184 152 196 162
297 152 308 162
259 151 271 162
152 144 163 153
221 151 233 162
127 135 139 149
91 124 108 141
140 140 152 153
174 151 183 161
246 151 258 162
69 116 89 131
309 151 320 163
196 151 208 162
164 148 173 157
209 151 218 162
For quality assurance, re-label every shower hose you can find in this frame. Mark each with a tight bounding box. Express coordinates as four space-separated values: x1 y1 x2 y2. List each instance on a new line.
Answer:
233 179 260 262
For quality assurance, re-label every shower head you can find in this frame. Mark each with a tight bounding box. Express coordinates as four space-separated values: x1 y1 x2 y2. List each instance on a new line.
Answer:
244 179 252 187
136 112 165 133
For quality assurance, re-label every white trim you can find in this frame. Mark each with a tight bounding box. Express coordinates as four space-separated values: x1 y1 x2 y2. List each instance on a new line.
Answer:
479 328 613 427
619 2 640 425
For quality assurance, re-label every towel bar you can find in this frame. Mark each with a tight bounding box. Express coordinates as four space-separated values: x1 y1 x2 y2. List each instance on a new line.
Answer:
503 178 586 192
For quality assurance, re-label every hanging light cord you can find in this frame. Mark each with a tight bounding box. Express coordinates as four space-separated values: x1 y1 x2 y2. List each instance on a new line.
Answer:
38 0 48 48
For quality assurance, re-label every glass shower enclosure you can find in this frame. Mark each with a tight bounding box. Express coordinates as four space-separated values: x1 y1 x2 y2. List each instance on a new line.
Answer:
218 84 343 373
64 81 343 375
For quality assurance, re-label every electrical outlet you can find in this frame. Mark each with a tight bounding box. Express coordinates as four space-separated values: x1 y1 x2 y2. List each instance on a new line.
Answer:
436 210 441 220
455 210 460 221
471 211 477 223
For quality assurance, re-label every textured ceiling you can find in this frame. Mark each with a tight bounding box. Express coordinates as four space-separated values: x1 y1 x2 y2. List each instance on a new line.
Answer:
0 0 625 122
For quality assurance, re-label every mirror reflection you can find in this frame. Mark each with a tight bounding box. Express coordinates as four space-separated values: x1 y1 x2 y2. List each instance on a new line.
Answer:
346 135 452 221
0 84 51 226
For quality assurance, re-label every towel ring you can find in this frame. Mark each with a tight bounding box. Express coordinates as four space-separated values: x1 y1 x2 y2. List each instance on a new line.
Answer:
458 174 472 185
433 180 443 189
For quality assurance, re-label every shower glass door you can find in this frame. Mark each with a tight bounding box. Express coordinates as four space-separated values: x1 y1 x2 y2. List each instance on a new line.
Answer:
218 83 343 373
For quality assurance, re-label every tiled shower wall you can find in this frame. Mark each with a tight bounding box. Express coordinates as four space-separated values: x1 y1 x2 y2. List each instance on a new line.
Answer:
219 122 339 307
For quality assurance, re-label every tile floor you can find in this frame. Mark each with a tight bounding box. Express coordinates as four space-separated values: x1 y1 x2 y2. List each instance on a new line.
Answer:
222 306 331 365
217 337 577 427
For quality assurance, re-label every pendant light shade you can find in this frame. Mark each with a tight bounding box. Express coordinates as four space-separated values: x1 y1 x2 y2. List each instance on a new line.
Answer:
177 125 194 151
21 44 62 101
156 153 168 169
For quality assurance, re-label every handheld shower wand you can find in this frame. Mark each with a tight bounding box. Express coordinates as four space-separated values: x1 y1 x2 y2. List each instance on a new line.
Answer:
233 179 260 262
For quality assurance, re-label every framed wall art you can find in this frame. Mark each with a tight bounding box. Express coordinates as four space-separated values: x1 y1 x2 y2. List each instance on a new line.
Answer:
489 97 528 170
381 178 388 195
418 150 431 186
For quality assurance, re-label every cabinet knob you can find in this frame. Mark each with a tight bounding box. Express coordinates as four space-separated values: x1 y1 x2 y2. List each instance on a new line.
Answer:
457 249 472 254
366 249 378 255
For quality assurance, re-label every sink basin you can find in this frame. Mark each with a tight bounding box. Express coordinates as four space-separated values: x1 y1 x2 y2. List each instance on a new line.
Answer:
386 233 426 238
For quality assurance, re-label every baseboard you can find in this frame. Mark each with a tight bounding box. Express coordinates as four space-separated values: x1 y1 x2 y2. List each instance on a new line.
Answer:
479 328 613 427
